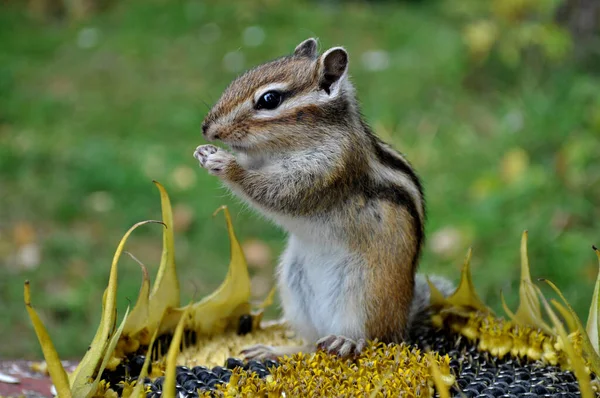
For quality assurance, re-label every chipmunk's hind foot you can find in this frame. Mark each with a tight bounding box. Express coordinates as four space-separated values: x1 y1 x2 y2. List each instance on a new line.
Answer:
240 343 314 361
316 334 366 358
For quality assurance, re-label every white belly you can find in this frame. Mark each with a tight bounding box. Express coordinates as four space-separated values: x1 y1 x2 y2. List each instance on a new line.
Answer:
277 235 367 343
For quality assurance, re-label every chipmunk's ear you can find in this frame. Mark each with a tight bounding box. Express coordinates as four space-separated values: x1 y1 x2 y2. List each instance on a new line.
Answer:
319 47 348 95
294 38 318 58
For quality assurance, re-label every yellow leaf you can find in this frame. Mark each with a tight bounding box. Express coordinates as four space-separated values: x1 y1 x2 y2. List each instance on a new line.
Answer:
258 286 277 310
552 300 578 334
445 249 490 313
586 246 600 354
163 305 192 398
500 290 516 320
428 354 450 398
70 220 161 392
536 285 594 398
24 281 72 398
127 318 163 398
156 206 252 336
543 278 600 376
503 231 551 333
189 206 252 334
146 181 181 335
123 258 151 337
251 286 278 331
77 307 130 398
427 277 451 308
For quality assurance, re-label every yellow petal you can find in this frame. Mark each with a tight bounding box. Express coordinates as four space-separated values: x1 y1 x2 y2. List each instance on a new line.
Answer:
24 281 72 398
70 220 161 391
146 181 181 334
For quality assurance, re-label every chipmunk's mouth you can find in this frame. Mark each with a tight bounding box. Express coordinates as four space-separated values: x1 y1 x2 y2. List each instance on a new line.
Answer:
228 143 249 153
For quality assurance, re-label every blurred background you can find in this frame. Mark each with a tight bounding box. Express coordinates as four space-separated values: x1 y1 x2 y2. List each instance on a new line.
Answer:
1 0 599 359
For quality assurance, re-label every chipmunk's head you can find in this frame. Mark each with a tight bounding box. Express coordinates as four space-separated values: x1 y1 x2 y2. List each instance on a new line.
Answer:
202 38 356 153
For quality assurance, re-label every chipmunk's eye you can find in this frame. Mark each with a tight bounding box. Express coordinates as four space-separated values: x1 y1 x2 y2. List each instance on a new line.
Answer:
256 91 282 110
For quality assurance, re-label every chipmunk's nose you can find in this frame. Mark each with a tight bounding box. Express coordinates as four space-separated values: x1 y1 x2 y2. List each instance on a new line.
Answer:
201 121 222 141
201 121 209 137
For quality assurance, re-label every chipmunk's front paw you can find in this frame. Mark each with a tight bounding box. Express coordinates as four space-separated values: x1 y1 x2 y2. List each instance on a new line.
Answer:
194 144 234 176
317 335 366 358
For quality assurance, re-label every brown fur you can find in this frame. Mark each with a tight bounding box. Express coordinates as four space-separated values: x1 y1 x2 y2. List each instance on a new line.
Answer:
204 56 319 126
200 40 427 349
362 206 417 341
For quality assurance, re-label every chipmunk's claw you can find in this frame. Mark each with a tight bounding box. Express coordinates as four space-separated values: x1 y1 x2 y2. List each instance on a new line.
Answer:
240 344 280 361
316 334 365 358
194 144 233 176
193 144 218 163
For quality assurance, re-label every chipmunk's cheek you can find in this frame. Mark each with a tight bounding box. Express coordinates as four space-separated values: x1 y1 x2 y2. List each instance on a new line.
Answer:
219 125 242 142
221 124 247 143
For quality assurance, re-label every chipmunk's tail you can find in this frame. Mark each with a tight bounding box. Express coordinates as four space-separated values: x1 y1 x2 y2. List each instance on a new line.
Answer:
408 274 455 328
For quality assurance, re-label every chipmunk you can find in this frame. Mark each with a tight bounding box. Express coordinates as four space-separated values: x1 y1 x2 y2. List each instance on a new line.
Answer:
193 38 453 359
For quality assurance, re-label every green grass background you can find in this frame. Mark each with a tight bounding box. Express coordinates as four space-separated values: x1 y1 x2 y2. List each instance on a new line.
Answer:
1 0 599 359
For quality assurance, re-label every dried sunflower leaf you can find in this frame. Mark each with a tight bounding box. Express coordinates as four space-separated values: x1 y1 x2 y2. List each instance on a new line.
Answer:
187 206 251 335
427 277 450 308
258 286 277 310
586 246 600 354
250 286 278 332
543 278 600 376
445 248 490 313
536 284 594 398
500 290 516 319
163 305 192 398
146 181 181 334
122 261 151 337
127 318 163 398
428 353 450 398
502 232 551 332
24 281 72 398
76 307 130 398
552 300 578 334
514 231 544 325
70 220 161 392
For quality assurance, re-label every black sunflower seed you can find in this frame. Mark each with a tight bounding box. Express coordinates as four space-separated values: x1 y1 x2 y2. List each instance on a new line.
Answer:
211 366 230 378
481 386 505 397
183 379 204 391
192 365 209 378
237 314 253 335
225 357 244 370
176 370 196 385
264 358 280 369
